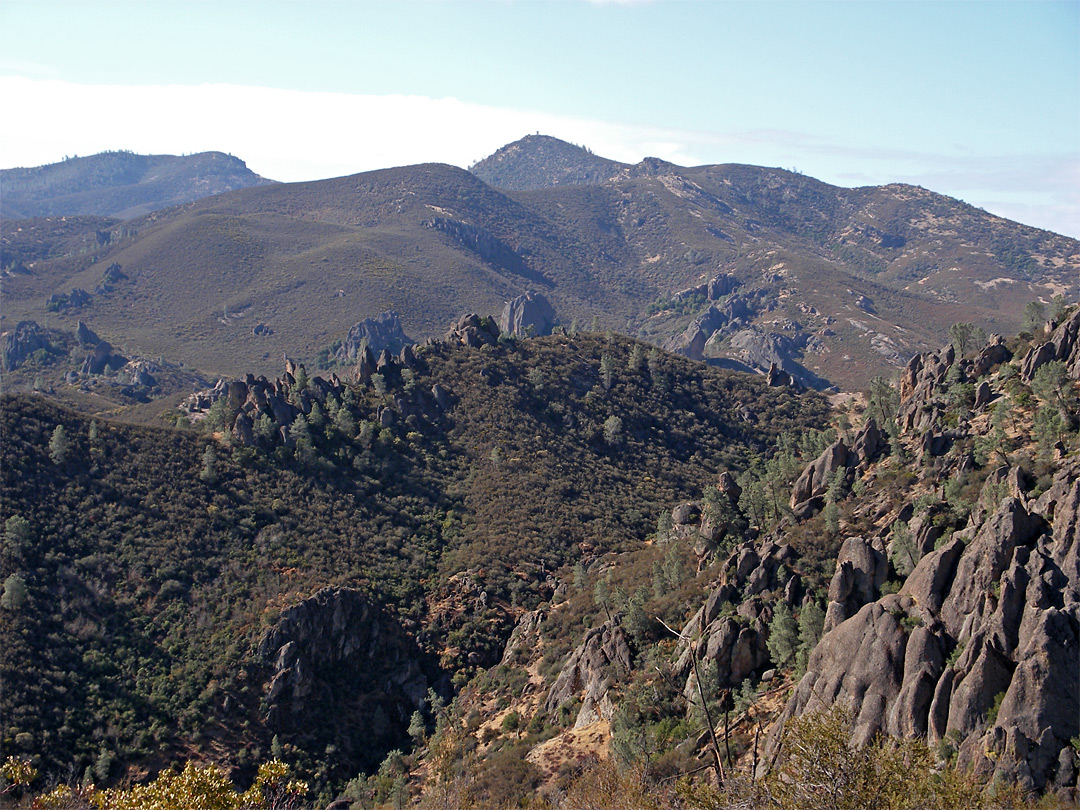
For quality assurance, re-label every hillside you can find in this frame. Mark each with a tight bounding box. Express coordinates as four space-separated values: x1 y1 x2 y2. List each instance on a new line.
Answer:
0 331 830 802
4 308 1078 808
0 150 273 220
2 136 1076 393
378 307 1080 808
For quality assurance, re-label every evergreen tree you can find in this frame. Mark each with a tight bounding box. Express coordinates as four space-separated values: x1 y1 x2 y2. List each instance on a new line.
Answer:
48 424 69 465
767 602 799 668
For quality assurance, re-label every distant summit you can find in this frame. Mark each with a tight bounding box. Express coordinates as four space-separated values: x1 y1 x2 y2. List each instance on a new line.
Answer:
469 134 625 191
0 150 274 220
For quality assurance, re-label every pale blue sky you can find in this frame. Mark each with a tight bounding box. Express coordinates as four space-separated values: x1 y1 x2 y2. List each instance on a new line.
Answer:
2 0 1078 236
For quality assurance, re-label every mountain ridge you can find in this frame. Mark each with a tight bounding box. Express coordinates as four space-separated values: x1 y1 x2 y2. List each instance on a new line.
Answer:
0 150 274 220
1 136 1076 395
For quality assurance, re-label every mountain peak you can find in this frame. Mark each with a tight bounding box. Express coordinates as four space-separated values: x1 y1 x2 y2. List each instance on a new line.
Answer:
469 133 625 191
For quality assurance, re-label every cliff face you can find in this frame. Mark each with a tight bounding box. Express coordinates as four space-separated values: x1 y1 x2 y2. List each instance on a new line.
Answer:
258 587 436 774
765 310 1080 793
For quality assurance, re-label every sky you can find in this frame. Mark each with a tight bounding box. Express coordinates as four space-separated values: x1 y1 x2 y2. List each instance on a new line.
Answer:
2 0 1078 237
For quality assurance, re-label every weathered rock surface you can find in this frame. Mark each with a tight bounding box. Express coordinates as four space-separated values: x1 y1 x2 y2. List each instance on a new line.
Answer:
790 439 848 509
499 290 557 337
258 587 432 769
445 313 500 348
1 320 50 371
334 310 411 362
543 615 631 729
766 322 1080 793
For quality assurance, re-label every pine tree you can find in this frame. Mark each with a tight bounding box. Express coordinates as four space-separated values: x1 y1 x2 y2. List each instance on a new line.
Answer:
48 425 69 465
767 602 799 669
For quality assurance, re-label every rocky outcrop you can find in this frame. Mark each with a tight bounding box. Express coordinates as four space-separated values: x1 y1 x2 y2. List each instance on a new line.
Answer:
789 439 848 510
75 321 100 347
823 536 887 632
666 294 753 362
498 291 557 337
770 464 1079 792
764 317 1080 793
1 320 50 371
258 587 433 769
543 615 631 729
445 313 500 348
333 310 412 363
1020 307 1080 381
81 340 127 376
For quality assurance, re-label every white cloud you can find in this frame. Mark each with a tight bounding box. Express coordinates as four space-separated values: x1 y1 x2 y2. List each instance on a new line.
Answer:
1 76 1075 238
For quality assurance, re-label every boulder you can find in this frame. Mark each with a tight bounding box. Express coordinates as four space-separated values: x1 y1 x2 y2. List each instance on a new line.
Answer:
790 439 849 509
498 291 556 337
334 311 411 363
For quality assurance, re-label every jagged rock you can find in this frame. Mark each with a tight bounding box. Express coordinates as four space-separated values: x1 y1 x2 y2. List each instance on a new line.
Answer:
500 609 545 666
765 362 799 390
232 412 255 446
939 497 1046 640
1020 341 1058 381
543 615 631 728
667 295 753 361
351 346 377 385
498 291 556 337
707 272 739 300
885 625 946 738
431 384 452 411
973 334 1011 377
82 340 126 376
973 380 993 410
897 344 954 434
95 262 127 294
766 598 909 755
119 359 158 388
790 439 848 509
671 502 701 526
824 536 888 632
1 320 50 371
75 321 100 347
334 311 411 363
850 417 886 467
901 533 967 615
445 313 500 348
772 457 1078 792
716 470 742 503
258 587 431 755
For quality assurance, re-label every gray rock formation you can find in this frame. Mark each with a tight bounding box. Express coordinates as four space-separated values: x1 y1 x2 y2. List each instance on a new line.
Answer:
1 320 50 371
445 313 500 348
498 291 556 337
81 340 127 376
789 439 848 510
823 536 888 632
258 587 432 767
75 321 100 347
544 615 632 728
334 311 411 363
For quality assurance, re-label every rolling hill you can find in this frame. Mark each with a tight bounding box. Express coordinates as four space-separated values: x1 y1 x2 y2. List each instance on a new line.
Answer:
0 150 273 220
2 136 1076 393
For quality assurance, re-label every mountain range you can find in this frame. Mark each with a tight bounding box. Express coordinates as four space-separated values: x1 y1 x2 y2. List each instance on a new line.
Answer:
3 135 1076 397
1 136 1078 808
